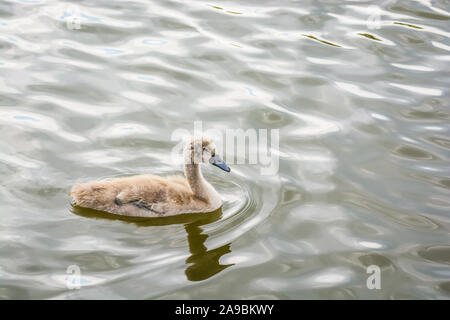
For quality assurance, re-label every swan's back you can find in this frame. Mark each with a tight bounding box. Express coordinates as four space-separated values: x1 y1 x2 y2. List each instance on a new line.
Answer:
70 174 210 217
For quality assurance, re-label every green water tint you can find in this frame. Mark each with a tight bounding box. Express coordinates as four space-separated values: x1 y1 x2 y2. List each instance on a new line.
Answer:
301 34 342 47
209 5 223 10
393 22 424 29
208 4 242 15
358 33 382 41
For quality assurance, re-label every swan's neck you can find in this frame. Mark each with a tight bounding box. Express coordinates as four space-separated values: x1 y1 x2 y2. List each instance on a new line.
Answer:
184 164 218 203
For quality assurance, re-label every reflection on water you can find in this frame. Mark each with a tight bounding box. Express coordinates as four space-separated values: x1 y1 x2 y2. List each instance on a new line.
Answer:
185 223 233 282
72 206 233 282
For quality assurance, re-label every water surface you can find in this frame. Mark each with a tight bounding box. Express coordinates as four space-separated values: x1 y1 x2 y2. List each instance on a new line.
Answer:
0 0 450 299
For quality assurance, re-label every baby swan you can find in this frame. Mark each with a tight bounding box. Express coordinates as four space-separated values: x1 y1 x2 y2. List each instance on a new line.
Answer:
70 137 230 217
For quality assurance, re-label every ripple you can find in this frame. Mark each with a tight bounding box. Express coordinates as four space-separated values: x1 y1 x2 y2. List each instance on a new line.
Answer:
301 34 342 48
357 33 382 41
0 110 85 143
417 245 450 265
392 63 434 72
392 145 439 160
336 82 384 99
427 136 450 150
393 21 423 29
390 83 442 96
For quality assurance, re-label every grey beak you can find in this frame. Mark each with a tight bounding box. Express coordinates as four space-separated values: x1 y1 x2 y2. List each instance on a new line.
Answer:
209 154 230 172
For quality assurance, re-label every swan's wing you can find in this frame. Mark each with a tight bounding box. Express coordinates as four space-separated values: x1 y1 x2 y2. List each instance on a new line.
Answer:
114 197 163 214
114 177 168 205
113 175 192 214
129 200 162 214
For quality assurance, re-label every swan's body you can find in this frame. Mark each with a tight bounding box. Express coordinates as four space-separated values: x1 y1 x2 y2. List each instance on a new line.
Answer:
70 138 230 217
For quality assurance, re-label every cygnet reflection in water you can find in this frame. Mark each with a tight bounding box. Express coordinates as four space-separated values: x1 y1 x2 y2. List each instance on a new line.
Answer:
71 206 234 281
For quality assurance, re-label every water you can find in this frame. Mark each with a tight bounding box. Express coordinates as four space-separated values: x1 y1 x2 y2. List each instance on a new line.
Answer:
1 0 449 299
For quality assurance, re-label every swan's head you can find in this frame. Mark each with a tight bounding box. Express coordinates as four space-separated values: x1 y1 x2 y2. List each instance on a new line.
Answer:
184 137 230 172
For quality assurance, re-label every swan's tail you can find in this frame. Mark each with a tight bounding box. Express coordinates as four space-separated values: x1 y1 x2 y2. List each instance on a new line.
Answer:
70 181 115 210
